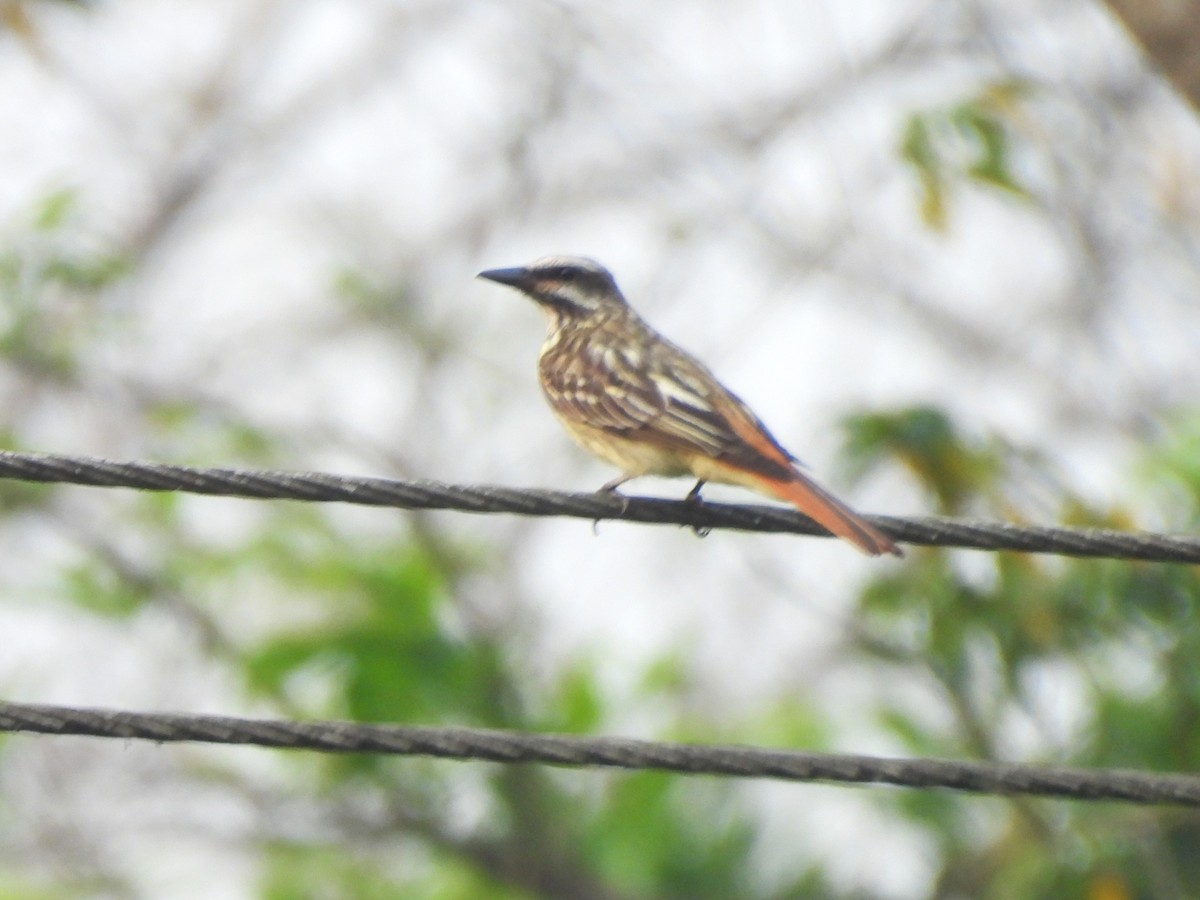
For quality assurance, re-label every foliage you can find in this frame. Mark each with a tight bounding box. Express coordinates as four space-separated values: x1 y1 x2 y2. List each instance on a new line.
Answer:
843 407 1200 899
0 188 128 380
900 80 1035 230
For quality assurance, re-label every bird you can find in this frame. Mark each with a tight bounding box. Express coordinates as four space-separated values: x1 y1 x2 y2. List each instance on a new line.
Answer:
477 256 901 557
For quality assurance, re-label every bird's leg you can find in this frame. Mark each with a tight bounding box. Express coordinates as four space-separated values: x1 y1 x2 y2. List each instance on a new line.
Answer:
593 474 633 533
599 474 634 495
685 480 711 537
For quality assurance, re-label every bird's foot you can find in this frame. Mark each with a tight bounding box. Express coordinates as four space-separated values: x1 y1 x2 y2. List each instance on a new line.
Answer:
685 480 710 537
593 476 632 532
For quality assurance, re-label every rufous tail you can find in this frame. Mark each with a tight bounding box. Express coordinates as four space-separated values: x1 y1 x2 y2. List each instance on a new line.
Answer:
759 471 902 557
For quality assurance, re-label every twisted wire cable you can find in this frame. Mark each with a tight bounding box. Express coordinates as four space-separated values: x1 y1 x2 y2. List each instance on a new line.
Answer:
0 701 1196 805
0 449 1195 561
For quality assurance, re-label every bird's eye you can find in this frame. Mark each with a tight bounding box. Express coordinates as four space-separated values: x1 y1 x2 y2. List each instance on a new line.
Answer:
553 267 578 282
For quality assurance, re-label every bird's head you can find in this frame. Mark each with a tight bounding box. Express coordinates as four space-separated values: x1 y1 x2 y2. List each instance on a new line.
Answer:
477 256 628 322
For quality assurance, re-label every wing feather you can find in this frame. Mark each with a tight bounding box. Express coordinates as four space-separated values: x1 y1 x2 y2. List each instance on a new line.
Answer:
540 320 797 480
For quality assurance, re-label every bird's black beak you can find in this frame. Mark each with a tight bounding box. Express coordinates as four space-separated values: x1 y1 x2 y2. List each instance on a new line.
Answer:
477 266 533 290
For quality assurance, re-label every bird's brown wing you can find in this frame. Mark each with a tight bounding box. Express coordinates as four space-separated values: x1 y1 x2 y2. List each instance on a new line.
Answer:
649 345 800 481
541 325 797 481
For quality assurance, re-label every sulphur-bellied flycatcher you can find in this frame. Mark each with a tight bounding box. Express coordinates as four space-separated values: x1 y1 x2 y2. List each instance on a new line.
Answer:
478 257 901 557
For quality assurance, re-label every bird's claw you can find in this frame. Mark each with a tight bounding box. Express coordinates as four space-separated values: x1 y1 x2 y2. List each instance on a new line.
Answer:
593 480 630 533
685 480 710 536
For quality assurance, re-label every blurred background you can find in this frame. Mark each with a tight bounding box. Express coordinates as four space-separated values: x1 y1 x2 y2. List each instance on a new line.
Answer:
2 0 1200 896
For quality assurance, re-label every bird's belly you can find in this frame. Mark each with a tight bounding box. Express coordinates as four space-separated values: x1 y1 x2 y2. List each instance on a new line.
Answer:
555 415 788 501
556 417 693 478
686 455 777 494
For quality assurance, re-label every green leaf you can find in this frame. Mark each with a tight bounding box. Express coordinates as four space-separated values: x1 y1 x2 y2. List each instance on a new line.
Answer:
899 81 1035 227
841 406 1001 514
33 187 78 231
899 113 948 229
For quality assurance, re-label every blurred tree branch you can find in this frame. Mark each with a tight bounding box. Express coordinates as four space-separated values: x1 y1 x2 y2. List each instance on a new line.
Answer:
1105 0 1200 110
